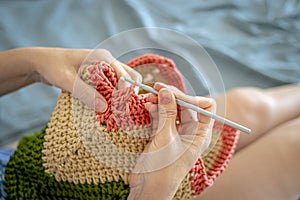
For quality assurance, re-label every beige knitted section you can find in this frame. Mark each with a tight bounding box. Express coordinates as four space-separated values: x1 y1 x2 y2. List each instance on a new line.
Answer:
43 90 222 199
202 130 223 172
71 95 152 173
104 128 150 153
42 91 130 184
173 173 193 200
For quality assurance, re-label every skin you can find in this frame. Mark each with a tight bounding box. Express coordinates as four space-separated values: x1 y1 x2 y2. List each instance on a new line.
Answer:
0 47 141 112
1 47 215 199
128 86 215 200
142 84 300 200
197 85 300 200
1 47 299 199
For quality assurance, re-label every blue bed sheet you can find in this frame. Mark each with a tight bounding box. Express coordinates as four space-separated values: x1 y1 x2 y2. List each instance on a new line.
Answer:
0 0 299 146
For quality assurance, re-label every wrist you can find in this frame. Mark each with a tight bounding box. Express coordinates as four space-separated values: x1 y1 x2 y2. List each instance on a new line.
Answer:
128 173 178 200
19 47 71 84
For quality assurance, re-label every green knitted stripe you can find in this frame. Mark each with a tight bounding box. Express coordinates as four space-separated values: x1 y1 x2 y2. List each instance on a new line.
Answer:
5 129 130 200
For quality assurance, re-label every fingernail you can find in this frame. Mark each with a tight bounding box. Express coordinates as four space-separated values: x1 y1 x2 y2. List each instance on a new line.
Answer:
160 89 172 105
95 98 108 113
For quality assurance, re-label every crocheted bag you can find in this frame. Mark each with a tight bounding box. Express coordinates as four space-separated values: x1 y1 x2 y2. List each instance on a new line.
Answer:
4 54 239 200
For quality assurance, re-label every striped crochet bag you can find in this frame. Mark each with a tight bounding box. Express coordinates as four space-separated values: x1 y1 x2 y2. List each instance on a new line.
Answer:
4 54 239 199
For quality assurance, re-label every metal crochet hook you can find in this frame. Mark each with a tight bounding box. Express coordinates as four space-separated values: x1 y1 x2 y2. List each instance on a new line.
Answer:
120 76 251 134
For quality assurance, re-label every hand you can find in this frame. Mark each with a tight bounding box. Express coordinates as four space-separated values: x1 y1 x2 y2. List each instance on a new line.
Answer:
34 48 141 112
0 47 141 112
128 83 215 200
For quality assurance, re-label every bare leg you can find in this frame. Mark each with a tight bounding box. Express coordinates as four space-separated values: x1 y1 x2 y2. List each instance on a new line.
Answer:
214 84 300 150
197 116 300 200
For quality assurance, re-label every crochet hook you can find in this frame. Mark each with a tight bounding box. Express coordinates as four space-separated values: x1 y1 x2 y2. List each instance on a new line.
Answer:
120 76 251 134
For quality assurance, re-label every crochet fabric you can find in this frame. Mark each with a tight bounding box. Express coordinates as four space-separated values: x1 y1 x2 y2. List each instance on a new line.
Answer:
4 54 240 199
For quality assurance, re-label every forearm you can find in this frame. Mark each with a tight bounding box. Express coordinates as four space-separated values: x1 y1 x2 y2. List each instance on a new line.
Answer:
0 48 37 95
0 76 35 95
0 47 91 96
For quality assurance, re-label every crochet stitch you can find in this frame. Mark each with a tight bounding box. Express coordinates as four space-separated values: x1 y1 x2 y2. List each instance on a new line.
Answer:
4 54 239 199
5 129 130 200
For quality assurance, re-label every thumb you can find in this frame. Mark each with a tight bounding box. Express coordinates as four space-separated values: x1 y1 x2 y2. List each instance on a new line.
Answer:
72 76 108 112
157 89 177 137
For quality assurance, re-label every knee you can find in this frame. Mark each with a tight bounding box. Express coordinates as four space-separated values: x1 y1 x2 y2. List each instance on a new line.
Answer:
226 87 275 130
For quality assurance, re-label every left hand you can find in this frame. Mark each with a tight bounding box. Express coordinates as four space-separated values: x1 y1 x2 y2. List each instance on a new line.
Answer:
32 48 142 112
0 47 141 113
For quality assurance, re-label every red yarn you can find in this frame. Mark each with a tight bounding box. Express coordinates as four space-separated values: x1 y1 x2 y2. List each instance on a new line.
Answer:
87 54 187 131
87 61 150 131
189 121 240 195
86 54 239 196
127 54 186 92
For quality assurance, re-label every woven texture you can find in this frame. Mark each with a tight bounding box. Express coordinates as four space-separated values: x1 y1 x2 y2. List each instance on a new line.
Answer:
4 54 240 199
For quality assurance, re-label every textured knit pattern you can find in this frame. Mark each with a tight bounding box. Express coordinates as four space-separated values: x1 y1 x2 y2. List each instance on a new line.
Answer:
4 54 240 199
87 61 151 131
173 173 193 199
43 91 132 184
127 54 186 92
189 123 239 195
5 130 130 200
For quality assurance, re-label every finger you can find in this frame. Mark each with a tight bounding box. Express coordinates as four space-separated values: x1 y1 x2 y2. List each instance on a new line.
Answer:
91 50 129 86
51 65 108 113
154 83 212 155
180 96 215 125
145 102 158 114
154 82 194 126
184 97 215 125
88 49 143 93
154 82 213 111
156 88 178 139
145 102 158 137
174 94 214 153
154 82 215 124
148 93 158 104
121 63 142 83
88 49 116 66
154 82 196 125
72 75 108 113
87 49 128 86
154 82 184 95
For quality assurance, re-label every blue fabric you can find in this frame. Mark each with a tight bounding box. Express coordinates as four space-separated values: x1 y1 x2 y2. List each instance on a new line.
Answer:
0 148 15 200
0 0 299 82
0 0 298 147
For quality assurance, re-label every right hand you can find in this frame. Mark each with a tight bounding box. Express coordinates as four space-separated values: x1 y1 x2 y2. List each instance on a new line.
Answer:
128 83 215 200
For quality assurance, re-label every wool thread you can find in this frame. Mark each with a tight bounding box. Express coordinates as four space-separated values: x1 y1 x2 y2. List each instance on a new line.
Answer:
4 54 239 200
